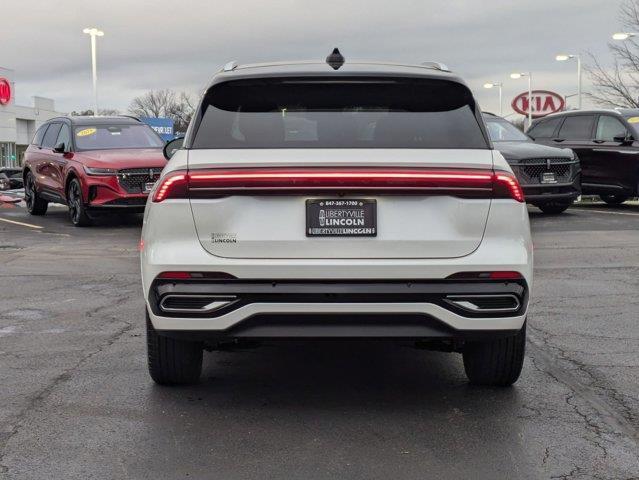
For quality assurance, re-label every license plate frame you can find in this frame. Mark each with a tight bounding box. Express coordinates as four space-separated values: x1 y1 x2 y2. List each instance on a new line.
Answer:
306 199 377 237
540 172 557 184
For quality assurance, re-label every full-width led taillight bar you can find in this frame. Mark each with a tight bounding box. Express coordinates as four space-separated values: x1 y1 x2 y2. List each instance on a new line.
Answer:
152 168 524 202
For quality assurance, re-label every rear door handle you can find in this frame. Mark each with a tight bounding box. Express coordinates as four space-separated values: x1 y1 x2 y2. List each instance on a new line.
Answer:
552 138 565 143
593 139 605 144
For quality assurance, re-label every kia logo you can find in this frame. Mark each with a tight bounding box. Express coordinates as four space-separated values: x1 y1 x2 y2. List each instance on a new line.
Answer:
0 78 11 106
511 90 564 118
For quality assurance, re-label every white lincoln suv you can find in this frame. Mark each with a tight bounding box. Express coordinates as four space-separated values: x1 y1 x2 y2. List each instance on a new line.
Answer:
141 52 533 386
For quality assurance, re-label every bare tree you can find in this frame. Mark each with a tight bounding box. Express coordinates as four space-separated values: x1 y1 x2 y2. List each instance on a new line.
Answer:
70 108 120 116
129 89 176 118
169 92 196 134
98 108 121 116
587 0 639 107
128 89 195 133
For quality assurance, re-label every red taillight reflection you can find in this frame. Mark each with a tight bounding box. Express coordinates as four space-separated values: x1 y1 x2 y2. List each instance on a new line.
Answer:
152 168 525 203
488 271 523 280
155 271 238 280
447 271 523 280
157 271 192 279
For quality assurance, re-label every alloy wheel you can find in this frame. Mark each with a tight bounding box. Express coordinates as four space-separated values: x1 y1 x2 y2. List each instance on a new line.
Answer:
68 182 81 224
25 175 35 210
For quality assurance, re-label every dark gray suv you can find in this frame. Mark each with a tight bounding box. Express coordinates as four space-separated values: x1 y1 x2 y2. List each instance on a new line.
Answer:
484 114 580 214
529 109 639 205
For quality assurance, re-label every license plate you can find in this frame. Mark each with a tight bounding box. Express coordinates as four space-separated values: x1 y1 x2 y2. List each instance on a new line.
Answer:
306 199 377 237
541 172 557 184
143 182 156 193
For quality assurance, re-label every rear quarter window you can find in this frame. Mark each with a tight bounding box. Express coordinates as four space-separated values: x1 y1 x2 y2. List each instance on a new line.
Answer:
528 117 562 138
191 77 488 149
557 115 596 140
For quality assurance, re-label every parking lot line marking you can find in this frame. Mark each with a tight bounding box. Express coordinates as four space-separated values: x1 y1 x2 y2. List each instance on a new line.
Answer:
0 217 44 229
581 209 639 217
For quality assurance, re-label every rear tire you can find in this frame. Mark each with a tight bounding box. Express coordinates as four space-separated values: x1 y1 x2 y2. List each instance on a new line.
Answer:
66 178 92 227
146 311 203 385
600 194 628 205
462 322 526 386
24 172 48 215
537 202 571 214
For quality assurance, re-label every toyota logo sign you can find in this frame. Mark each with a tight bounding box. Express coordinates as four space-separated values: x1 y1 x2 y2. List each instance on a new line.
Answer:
0 78 11 105
511 90 564 118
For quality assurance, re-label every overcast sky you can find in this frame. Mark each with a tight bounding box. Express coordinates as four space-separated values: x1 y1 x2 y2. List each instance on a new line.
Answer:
2 0 625 117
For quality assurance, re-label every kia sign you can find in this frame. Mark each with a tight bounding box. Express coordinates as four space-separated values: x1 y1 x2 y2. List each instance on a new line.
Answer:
511 90 564 118
0 78 10 105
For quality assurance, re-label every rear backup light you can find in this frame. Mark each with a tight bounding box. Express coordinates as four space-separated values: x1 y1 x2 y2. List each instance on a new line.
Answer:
151 168 525 202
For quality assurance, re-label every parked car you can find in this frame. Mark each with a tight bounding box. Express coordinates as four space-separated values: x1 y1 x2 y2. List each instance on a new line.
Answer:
0 168 23 191
141 53 532 387
23 116 166 226
484 113 580 214
528 109 639 205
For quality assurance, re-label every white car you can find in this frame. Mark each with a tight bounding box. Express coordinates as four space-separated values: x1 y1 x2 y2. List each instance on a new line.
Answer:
141 51 533 386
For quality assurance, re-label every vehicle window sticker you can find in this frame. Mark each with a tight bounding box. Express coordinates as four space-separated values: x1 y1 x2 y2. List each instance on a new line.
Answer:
76 128 97 137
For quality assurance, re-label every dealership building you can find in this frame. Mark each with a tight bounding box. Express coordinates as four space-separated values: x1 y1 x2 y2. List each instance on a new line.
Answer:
0 66 62 168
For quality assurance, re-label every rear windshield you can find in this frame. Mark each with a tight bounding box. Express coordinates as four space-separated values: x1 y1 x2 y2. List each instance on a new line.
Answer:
191 77 488 149
74 124 164 151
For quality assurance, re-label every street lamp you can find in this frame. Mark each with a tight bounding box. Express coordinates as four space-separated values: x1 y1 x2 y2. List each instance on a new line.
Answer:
612 32 637 40
483 82 503 115
511 72 532 127
556 54 582 109
82 27 104 116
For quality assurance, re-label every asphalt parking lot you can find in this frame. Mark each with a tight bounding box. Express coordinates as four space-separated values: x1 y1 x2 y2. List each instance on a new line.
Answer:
0 203 638 479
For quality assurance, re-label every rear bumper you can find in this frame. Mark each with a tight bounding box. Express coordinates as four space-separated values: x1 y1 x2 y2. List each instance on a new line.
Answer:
141 198 533 337
147 279 529 338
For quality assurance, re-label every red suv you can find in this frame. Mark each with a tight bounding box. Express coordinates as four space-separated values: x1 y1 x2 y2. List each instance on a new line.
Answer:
23 116 166 226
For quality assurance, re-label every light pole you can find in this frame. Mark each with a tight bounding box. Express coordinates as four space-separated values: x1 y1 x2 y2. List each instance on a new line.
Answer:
556 54 582 109
483 82 503 115
612 32 637 40
82 27 104 116
511 72 532 127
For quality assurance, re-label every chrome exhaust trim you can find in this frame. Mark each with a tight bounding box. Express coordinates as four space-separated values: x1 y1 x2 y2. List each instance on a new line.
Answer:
159 294 237 313
444 294 521 313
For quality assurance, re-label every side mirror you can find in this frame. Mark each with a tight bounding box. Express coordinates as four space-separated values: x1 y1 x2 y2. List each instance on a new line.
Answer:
163 136 184 160
613 134 634 145
53 142 66 153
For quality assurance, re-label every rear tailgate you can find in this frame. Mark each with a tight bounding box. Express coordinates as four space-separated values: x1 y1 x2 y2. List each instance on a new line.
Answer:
187 149 495 259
